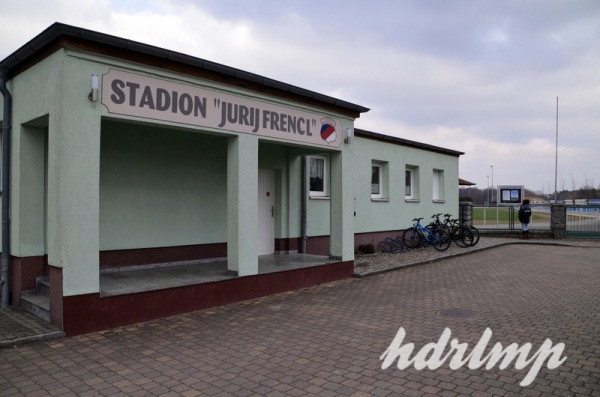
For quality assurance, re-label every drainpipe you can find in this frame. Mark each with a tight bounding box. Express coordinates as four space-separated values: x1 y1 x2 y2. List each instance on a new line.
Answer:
301 156 308 253
0 70 11 307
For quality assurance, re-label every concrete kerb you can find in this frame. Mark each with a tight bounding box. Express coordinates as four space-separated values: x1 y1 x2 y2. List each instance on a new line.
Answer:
0 330 66 349
352 239 596 278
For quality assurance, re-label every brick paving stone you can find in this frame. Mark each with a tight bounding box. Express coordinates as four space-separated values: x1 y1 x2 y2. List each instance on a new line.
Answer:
0 242 599 396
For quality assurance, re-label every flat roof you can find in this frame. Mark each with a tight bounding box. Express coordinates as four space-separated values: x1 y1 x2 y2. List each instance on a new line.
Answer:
0 22 369 116
355 128 464 157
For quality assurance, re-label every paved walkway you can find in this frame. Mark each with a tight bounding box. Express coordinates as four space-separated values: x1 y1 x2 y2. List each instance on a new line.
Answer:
0 307 64 348
0 238 599 396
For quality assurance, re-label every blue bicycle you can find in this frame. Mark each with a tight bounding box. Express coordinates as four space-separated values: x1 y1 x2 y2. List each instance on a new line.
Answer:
402 217 451 251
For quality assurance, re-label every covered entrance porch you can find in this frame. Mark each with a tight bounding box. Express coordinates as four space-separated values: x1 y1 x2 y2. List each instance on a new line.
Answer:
60 253 353 336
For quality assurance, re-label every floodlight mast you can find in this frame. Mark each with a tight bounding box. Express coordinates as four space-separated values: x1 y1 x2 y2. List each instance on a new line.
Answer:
554 97 558 203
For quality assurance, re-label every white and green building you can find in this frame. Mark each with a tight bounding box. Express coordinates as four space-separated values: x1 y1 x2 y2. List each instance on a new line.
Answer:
0 23 462 335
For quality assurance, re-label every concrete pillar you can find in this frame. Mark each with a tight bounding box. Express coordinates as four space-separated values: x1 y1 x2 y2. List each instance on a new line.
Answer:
459 201 473 226
329 150 354 261
551 203 566 239
227 134 258 276
46 98 101 297
287 155 302 253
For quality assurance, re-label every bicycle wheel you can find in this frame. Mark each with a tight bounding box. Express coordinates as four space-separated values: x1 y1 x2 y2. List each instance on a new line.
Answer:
403 227 422 248
431 229 451 251
450 227 466 247
468 225 480 246
452 226 473 248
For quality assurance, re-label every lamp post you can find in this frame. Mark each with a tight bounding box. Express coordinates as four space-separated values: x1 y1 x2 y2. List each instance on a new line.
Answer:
487 175 490 206
490 165 494 205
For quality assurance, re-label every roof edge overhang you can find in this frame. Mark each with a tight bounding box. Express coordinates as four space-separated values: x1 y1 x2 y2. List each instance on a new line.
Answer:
459 178 477 186
355 128 464 157
0 22 370 118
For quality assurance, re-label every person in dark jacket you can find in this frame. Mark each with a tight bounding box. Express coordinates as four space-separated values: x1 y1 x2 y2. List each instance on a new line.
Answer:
518 199 532 239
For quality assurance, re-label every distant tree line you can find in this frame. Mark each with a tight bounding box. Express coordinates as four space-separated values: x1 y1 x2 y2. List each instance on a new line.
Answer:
459 183 600 206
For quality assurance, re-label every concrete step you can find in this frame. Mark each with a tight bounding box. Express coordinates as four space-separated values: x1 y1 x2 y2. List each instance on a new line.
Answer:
20 291 51 323
35 276 50 296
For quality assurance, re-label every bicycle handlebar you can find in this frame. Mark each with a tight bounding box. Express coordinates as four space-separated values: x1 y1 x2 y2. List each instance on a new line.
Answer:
412 217 423 222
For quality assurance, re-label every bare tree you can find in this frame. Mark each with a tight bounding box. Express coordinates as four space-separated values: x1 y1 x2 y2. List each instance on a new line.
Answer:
570 174 577 202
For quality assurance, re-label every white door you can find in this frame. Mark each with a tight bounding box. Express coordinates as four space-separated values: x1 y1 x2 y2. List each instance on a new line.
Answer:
258 170 275 255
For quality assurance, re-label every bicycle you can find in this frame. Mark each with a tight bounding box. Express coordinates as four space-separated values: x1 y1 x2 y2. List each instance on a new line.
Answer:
447 214 480 247
442 214 475 248
403 217 451 251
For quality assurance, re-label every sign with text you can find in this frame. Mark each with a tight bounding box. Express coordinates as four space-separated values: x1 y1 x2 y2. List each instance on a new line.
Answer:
101 69 343 148
498 185 525 205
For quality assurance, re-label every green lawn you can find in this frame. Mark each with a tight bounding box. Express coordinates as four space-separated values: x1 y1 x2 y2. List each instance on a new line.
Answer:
472 207 550 225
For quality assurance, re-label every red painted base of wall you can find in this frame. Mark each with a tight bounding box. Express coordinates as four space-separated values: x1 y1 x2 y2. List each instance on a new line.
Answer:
354 230 406 248
274 236 331 256
9 255 47 305
100 243 228 269
61 260 353 336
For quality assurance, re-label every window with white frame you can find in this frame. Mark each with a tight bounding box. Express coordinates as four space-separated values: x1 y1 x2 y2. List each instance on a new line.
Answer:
309 155 328 197
433 169 445 201
405 165 419 200
371 163 383 199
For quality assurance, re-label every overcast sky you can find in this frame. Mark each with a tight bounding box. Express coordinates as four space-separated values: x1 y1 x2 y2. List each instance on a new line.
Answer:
1 0 599 195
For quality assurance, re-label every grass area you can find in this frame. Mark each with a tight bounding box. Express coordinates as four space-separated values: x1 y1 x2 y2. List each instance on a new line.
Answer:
473 207 550 225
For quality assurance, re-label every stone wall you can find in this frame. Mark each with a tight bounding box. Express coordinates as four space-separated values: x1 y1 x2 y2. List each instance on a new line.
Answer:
459 201 473 226
550 203 566 239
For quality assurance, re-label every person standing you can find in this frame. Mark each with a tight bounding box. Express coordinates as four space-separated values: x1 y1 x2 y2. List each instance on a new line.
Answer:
518 199 532 239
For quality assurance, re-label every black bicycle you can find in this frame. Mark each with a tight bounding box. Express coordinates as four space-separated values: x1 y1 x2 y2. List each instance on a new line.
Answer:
442 214 475 247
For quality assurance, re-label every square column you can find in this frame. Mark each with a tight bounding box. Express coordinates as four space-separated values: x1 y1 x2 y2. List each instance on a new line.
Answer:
329 149 354 261
227 134 258 276
287 155 302 252
46 101 101 297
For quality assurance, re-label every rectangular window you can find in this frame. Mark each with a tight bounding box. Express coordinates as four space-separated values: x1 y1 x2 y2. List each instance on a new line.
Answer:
371 161 389 200
433 169 445 201
309 155 327 197
405 165 419 200
371 164 381 197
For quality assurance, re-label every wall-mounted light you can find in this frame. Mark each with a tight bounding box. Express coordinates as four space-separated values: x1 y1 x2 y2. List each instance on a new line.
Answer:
344 127 353 144
88 74 99 102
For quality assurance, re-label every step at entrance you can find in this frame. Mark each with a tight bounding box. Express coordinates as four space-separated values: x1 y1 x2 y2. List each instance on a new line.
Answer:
20 276 51 323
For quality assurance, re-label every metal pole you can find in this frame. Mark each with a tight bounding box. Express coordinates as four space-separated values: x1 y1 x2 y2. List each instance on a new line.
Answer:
0 72 11 306
487 175 489 206
554 97 558 202
490 165 494 205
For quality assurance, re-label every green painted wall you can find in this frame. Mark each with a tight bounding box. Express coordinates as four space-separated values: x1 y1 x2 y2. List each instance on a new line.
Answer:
100 120 229 250
1 42 462 297
3 51 65 258
352 136 460 233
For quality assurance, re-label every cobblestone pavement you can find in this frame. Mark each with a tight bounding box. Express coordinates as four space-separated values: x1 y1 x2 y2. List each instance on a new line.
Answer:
0 307 65 348
0 240 599 396
354 237 600 276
